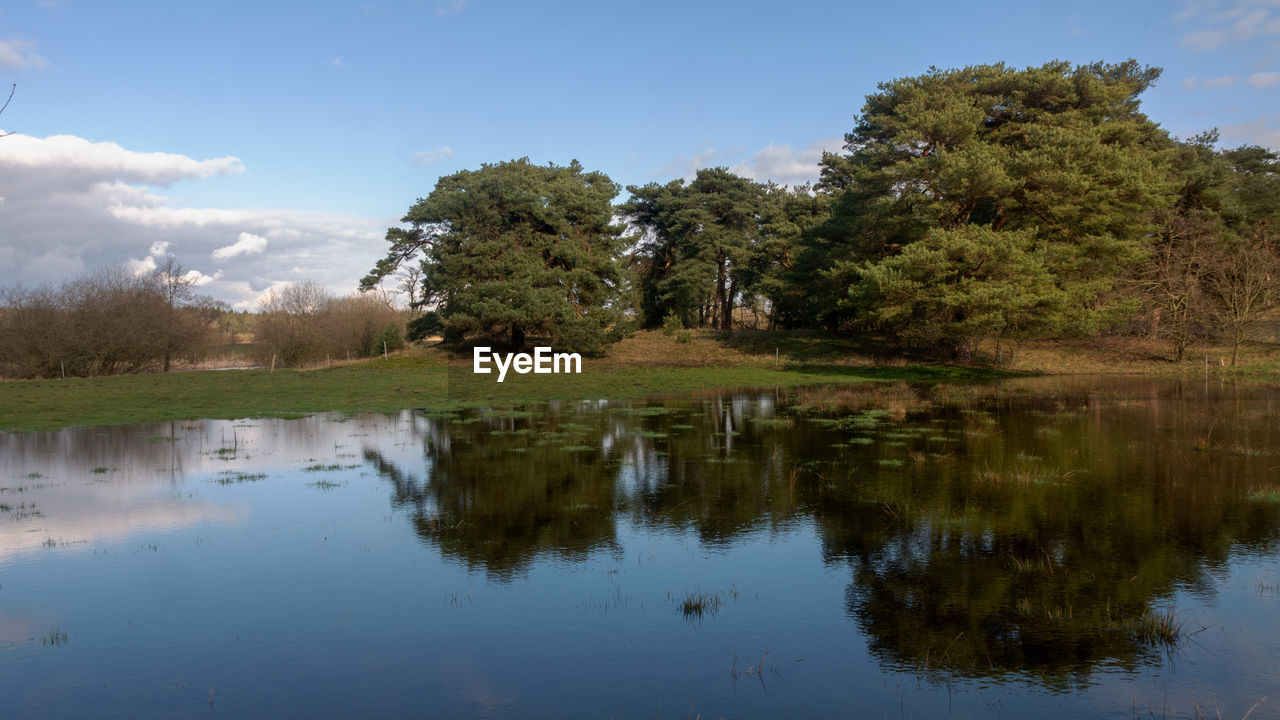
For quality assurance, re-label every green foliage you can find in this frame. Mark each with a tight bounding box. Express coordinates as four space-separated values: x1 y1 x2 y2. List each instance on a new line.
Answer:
621 168 777 330
849 227 1066 358
365 158 626 354
676 330 692 343
372 323 404 356
405 311 444 343
820 60 1176 337
661 311 683 336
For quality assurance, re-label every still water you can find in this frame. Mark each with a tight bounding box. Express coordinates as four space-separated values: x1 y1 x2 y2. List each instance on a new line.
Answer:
2 377 1279 718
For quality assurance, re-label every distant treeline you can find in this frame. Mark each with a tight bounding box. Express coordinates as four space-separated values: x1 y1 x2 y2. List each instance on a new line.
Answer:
365 59 1279 362
0 262 406 378
0 260 231 378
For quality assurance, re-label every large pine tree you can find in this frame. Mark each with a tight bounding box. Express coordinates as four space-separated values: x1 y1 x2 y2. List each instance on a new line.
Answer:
362 158 626 353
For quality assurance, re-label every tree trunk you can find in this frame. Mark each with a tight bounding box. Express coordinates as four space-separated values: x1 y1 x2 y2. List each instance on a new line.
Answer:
721 278 736 331
510 324 525 349
714 254 728 330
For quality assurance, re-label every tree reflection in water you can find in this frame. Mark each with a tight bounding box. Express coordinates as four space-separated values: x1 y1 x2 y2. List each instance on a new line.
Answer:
362 379 1280 684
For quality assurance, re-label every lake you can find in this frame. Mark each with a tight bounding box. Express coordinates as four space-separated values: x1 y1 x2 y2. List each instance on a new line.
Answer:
2 377 1278 718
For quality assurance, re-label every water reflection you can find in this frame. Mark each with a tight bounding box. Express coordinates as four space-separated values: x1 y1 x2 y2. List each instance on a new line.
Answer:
2 377 1279 717
361 378 1280 682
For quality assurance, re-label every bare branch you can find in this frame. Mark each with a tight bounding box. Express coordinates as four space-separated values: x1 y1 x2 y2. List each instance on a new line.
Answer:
0 83 14 137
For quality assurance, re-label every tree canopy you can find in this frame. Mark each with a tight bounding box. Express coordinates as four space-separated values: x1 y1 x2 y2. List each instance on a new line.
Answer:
816 60 1176 346
363 158 626 353
360 59 1279 363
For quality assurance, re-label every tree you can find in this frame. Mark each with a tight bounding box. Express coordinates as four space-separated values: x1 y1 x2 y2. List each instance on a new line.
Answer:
363 158 626 353
151 255 207 372
1210 145 1280 364
620 168 772 330
848 226 1066 360
820 60 1175 339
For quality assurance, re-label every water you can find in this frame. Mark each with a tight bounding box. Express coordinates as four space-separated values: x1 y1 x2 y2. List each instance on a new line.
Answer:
2 377 1279 718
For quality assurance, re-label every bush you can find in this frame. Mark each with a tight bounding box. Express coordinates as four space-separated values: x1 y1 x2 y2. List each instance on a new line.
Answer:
372 323 404 357
662 311 683 336
676 330 692 343
0 264 217 378
255 282 407 367
405 312 444 343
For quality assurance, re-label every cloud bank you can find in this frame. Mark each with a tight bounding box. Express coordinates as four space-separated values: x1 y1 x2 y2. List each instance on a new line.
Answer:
0 133 390 309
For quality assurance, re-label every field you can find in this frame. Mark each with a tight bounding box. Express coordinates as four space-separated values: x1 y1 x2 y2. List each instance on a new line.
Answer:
2 330 1278 432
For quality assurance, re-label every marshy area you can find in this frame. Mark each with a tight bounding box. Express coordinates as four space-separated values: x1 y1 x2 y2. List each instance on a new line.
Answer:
1 376 1278 718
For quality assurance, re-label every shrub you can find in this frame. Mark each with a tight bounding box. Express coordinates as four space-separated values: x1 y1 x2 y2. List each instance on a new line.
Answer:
662 311 683 336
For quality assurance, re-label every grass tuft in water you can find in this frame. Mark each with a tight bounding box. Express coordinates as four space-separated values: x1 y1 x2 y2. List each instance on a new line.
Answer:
42 628 69 647
677 591 722 619
214 471 267 484
1127 609 1185 647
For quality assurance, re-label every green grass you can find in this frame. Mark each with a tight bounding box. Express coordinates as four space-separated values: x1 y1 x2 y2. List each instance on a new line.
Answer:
0 342 998 432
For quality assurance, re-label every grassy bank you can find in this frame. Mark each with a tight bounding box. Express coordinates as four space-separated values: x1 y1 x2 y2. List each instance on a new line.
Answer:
0 332 996 432
4 329 1278 432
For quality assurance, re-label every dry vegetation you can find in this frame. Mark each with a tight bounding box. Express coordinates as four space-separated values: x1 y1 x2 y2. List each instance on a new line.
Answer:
254 280 407 368
0 263 227 378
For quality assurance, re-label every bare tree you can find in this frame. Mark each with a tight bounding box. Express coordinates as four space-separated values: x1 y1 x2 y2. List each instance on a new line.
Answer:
151 256 206 372
396 264 424 310
1133 211 1215 362
1203 240 1280 365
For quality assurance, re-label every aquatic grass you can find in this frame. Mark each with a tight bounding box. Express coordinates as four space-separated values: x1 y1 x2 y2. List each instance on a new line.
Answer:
307 480 342 490
669 423 695 430
1248 489 1280 503
847 436 874 445
42 628 69 647
483 409 534 419
792 382 928 420
877 458 904 467
301 463 359 472
90 466 111 474
1126 609 1186 647
560 445 594 452
675 590 722 619
214 471 267 484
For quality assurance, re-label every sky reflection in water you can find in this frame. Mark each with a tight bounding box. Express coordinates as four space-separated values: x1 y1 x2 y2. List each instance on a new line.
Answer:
1 377 1279 719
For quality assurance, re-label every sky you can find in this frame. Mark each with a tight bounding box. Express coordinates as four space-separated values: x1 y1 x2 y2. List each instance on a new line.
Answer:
1 0 1278 309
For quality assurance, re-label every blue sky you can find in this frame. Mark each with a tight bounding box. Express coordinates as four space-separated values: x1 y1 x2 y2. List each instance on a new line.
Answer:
1 0 1277 307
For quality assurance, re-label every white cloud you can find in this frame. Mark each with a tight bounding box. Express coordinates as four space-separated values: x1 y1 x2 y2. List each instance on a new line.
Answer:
2 133 243 185
331 57 344 67
1202 74 1240 87
0 40 47 69
125 254 157 276
183 268 222 286
415 146 454 165
212 232 268 260
729 137 845 185
1221 113 1280 150
435 0 468 14
0 132 391 309
1248 71 1280 87
1179 2 1280 50
1183 76 1199 90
